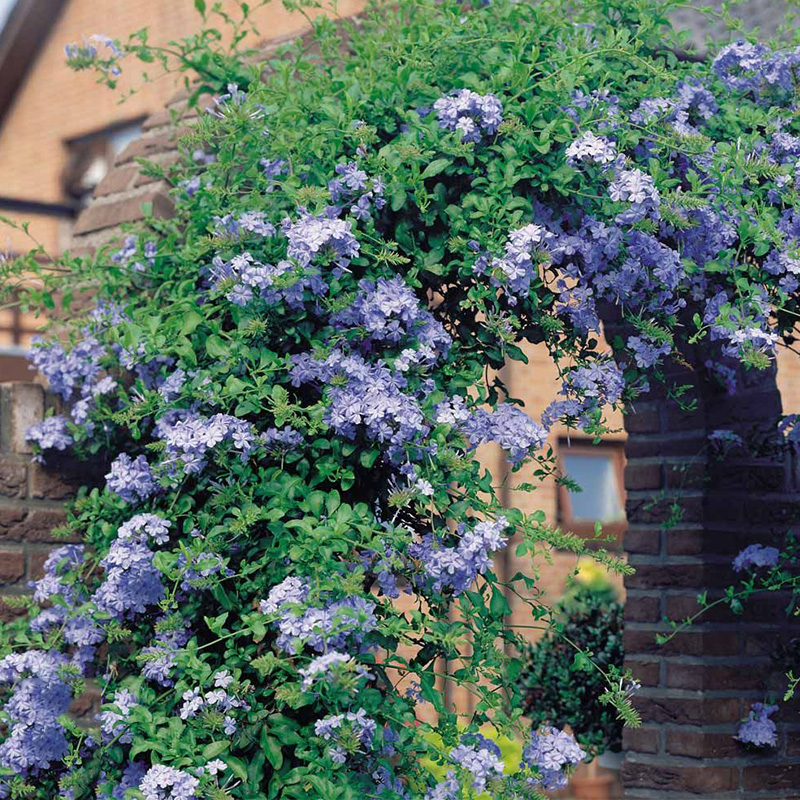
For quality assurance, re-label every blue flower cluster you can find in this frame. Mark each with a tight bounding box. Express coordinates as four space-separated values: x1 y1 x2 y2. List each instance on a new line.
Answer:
523 725 587 790
410 517 508 595
213 210 276 239
331 276 451 365
292 351 429 451
93 533 165 619
138 764 199 800
447 733 504 792
260 578 378 654
26 331 116 449
178 671 249 737
112 234 157 273
105 454 158 505
314 709 377 763
433 89 503 143
209 251 293 307
0 651 73 782
473 223 548 302
736 702 778 748
328 161 386 219
299 652 373 692
25 415 73 455
100 689 138 744
283 209 360 273
714 41 800 97
543 360 625 432
160 413 256 474
139 618 192 687
733 543 780 572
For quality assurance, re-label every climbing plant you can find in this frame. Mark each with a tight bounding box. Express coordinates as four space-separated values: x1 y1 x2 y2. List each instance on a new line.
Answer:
2 0 800 796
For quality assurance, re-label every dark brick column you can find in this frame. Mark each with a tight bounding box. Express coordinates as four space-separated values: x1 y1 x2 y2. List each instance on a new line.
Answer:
619 355 800 797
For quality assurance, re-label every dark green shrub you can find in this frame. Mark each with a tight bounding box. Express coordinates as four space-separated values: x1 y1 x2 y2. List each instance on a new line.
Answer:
518 588 625 758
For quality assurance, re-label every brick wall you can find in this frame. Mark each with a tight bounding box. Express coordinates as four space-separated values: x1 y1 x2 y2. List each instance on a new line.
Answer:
615 341 800 798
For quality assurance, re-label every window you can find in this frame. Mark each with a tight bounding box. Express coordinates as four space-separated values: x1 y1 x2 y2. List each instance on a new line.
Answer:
557 439 626 544
63 120 143 205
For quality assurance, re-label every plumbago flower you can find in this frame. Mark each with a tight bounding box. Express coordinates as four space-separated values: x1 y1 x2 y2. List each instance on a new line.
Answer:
6 0 800 796
736 703 779 748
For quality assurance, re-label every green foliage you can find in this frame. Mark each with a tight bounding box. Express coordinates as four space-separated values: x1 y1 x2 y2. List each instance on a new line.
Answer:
516 588 627 758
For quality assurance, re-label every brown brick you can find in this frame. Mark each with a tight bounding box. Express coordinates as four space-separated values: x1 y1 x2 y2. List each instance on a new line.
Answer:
709 462 787 493
30 458 104 500
743 496 800 527
624 627 739 657
664 593 734 623
0 460 27 498
8 509 70 542
742 763 800 791
132 152 181 188
664 461 707 490
666 662 762 691
666 729 741 759
625 462 662 491
69 685 102 720
0 507 26 540
624 528 660 555
626 434 706 460
0 549 25 584
666 404 707 433
114 130 180 164
665 529 705 556
27 549 51 581
786 731 800 757
625 595 660 623
625 563 706 591
632 696 741 726
622 405 662 434
142 107 179 130
622 761 738 793
72 191 174 235
627 659 660 687
94 165 138 197
0 597 26 623
626 494 703 526
622 727 660 754
0 383 45 454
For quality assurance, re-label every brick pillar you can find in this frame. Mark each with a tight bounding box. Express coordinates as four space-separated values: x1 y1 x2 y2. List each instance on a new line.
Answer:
0 383 105 618
620 357 800 797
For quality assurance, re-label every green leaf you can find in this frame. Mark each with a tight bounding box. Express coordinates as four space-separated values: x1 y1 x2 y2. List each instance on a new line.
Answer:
206 334 229 359
180 310 204 336
390 187 406 211
490 586 511 619
420 158 451 180
202 740 231 760
226 756 248 782
261 728 284 770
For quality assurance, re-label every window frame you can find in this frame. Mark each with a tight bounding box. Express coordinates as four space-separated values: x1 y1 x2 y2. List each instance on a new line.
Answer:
556 438 627 546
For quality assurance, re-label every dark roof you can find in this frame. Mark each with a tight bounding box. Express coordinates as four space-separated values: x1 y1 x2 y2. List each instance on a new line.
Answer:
0 0 69 129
